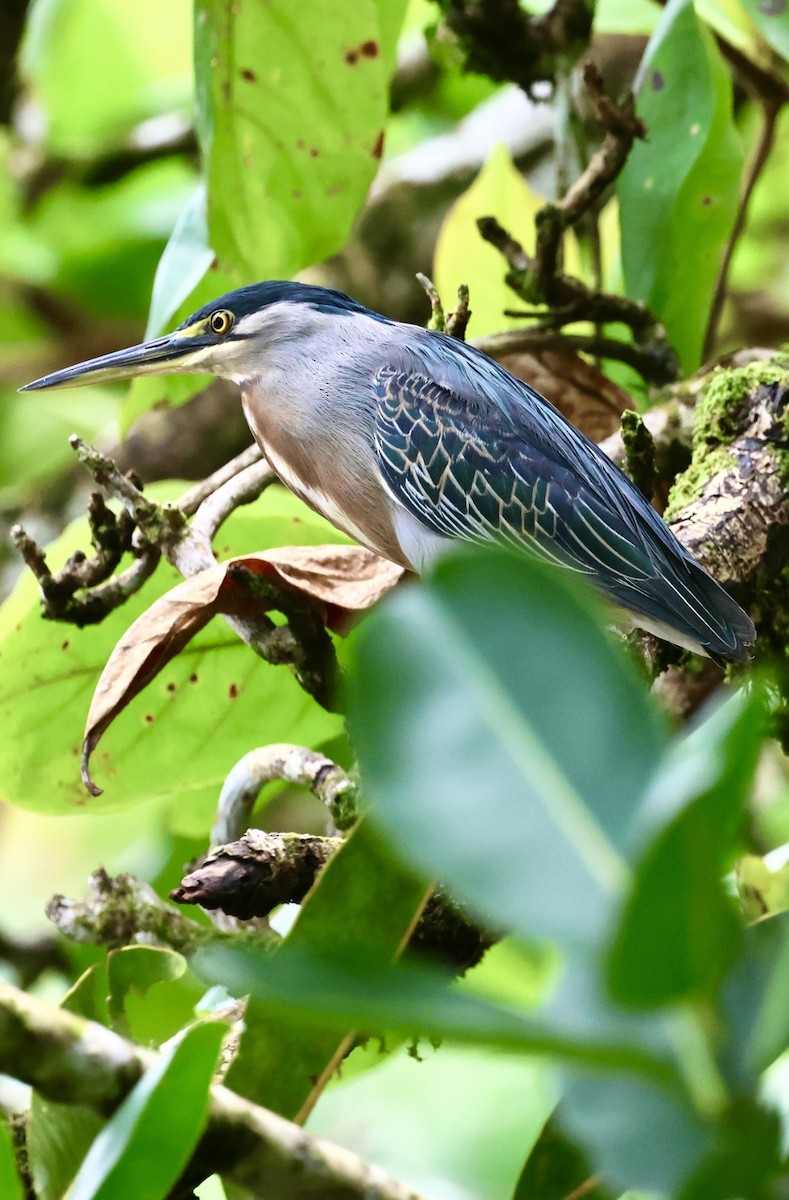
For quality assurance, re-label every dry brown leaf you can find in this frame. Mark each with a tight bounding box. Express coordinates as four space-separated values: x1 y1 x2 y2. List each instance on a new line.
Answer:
498 349 631 443
81 546 403 796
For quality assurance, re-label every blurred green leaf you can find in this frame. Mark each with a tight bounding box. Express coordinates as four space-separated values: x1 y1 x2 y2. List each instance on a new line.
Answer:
198 938 677 1082
28 161 195 318
223 822 429 1120
607 692 763 1006
512 1117 612 1200
65 1020 223 1200
0 487 346 826
618 0 743 371
740 0 789 60
679 1097 782 1200
561 1073 709 1195
0 1121 23 1200
21 0 192 157
309 1043 556 1200
738 849 789 921
721 912 789 1081
348 546 667 946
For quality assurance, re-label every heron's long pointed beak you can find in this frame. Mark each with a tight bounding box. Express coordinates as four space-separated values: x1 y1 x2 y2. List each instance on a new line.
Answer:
19 331 210 392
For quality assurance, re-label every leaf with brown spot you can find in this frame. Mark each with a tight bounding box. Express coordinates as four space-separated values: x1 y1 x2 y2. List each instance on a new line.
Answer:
81 547 403 796
497 350 631 443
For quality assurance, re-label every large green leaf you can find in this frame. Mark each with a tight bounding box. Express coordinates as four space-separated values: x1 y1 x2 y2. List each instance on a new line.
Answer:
740 0 789 60
607 692 763 1006
0 487 346 823
20 0 192 157
128 0 408 421
65 1021 223 1200
198 936 677 1082
221 821 430 1121
348 546 667 947
618 0 743 371
197 0 406 282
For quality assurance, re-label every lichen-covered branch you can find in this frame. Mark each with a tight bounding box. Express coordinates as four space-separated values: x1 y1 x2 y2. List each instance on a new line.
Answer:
45 868 253 955
207 744 361 849
14 437 341 711
0 981 426 1200
172 830 495 974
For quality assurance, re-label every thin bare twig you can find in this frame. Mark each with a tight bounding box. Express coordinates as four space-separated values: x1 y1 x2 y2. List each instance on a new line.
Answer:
703 97 782 363
416 272 445 331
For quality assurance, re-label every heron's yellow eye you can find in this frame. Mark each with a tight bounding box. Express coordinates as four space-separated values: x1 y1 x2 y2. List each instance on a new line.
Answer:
209 309 234 335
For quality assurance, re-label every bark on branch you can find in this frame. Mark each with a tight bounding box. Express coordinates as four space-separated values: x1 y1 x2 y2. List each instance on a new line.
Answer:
0 981 425 1200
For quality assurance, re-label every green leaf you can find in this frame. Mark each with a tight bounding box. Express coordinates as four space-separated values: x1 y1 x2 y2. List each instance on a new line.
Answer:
20 0 192 157
512 1117 613 1200
0 487 345 825
197 938 676 1082
433 145 546 338
308 1043 556 1200
618 0 743 371
196 0 407 282
679 1097 783 1200
561 1073 709 1195
348 546 667 947
65 1021 223 1200
433 144 585 338
739 0 789 60
221 821 430 1120
607 692 764 1006
721 912 789 1080
107 946 189 1042
0 1121 23 1200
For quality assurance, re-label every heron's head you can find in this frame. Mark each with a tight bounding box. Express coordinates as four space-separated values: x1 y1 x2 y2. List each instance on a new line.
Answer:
20 281 374 393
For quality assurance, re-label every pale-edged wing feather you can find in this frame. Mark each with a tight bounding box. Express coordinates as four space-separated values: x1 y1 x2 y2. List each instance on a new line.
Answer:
371 359 755 662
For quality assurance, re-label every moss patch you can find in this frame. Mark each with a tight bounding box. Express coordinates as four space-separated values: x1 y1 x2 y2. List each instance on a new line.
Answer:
665 357 789 521
664 446 737 521
694 358 789 450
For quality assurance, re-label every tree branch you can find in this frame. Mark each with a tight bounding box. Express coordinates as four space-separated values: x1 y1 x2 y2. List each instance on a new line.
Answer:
475 62 679 385
0 981 426 1200
14 438 341 712
206 744 360 849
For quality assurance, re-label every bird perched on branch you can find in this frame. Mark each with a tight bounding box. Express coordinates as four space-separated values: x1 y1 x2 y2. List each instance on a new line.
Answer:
21 281 755 663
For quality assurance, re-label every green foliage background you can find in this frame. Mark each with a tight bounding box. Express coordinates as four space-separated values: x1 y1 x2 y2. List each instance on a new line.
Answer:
1 0 789 1198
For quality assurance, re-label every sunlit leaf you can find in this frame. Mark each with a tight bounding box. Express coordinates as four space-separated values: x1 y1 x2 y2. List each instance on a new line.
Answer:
433 144 583 338
0 487 345 825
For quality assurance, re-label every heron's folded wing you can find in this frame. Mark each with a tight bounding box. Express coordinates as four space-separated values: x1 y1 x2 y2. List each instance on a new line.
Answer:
371 367 753 659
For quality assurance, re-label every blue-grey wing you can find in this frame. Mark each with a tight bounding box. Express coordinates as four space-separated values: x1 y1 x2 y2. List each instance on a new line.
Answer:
372 365 755 662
